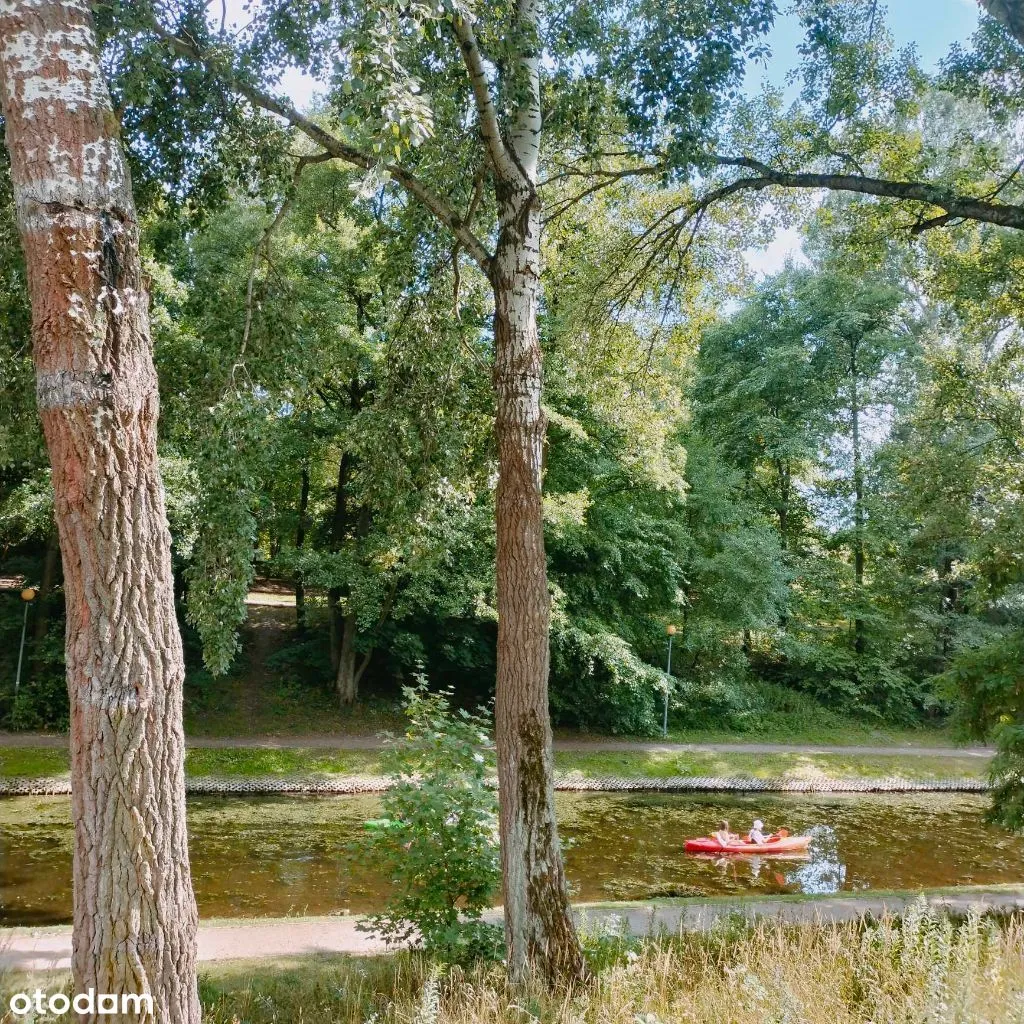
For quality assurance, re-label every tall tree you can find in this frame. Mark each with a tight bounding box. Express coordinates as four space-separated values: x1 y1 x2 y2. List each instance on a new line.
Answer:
118 0 768 981
0 2 199 1020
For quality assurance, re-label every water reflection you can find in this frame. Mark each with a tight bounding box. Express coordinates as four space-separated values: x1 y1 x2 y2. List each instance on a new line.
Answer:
2 791 1022 925
786 825 847 893
684 826 848 894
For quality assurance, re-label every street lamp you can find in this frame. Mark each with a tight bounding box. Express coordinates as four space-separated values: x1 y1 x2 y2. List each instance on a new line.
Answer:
663 624 676 737
15 587 36 697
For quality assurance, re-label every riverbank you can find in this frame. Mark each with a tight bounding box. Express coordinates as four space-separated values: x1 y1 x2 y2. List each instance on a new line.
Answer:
5 886 1024 972
0 743 991 794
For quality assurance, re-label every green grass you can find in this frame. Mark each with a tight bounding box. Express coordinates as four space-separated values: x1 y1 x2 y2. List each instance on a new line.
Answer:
553 749 988 781
0 745 987 782
662 722 958 747
0 745 67 778
184 747 383 777
0 747 385 780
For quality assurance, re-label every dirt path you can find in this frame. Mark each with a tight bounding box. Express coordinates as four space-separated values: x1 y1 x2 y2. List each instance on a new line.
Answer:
0 732 992 758
5 889 1022 972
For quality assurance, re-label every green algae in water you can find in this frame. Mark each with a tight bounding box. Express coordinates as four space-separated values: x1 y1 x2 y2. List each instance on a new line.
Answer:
3 791 1024 926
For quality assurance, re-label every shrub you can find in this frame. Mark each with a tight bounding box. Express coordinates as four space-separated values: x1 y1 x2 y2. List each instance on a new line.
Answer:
549 622 661 735
0 597 67 730
355 681 503 965
941 626 1024 829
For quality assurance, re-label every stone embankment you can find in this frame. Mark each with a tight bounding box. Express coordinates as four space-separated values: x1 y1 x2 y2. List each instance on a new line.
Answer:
0 772 989 797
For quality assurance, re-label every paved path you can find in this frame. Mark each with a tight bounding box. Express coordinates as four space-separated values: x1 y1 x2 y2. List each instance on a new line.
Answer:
0 732 992 758
5 889 1022 973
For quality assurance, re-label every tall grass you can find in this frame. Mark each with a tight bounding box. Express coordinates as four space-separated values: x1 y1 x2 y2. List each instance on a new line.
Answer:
191 903 1024 1024
5 905 1021 1023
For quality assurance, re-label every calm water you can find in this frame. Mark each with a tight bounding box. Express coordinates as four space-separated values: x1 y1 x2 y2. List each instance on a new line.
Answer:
2 791 1023 926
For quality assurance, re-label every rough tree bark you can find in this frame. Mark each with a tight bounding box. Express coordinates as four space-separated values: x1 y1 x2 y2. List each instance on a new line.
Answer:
485 0 587 985
155 0 587 984
0 2 200 1020
981 1 1024 45
491 180 583 984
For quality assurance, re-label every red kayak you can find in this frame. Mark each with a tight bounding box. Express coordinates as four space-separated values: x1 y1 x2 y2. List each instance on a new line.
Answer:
684 834 811 855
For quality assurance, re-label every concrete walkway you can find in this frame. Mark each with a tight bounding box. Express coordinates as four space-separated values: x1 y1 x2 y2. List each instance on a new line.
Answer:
0 732 993 758
5 889 1022 973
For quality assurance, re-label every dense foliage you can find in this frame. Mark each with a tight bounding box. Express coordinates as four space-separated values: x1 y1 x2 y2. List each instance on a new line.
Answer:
2 1 1024 819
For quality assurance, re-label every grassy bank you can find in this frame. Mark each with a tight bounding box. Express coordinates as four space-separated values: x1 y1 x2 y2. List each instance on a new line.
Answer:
195 910 1024 1024
178 624 955 747
0 746 989 782
555 749 989 782
5 907 1022 1023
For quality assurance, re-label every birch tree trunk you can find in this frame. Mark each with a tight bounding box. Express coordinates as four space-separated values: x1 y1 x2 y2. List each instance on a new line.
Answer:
491 191 585 982
0 2 200 1020
489 4 586 977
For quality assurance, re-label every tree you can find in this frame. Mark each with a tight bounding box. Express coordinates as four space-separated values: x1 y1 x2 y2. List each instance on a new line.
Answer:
623 2 1024 260
0 2 199 1019
108 0 773 983
146 168 495 707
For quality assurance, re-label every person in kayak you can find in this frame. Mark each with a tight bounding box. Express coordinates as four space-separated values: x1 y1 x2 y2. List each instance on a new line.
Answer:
747 819 771 844
713 820 739 846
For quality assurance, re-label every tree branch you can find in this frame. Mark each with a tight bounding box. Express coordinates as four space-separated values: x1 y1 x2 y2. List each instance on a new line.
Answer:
237 152 331 381
450 11 521 183
542 163 666 224
150 22 494 272
980 1 1024 47
710 155 1024 231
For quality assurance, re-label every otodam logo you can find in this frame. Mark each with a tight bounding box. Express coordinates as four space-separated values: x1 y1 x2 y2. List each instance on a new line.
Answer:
8 989 155 1016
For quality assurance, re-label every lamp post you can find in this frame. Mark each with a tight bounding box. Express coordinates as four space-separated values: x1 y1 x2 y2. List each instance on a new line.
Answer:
663 624 676 737
15 587 36 697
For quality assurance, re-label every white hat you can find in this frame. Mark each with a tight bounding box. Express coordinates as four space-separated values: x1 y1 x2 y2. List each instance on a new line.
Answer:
753 819 764 830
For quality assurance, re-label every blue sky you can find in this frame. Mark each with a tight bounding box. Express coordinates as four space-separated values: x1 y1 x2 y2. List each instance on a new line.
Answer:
754 0 979 93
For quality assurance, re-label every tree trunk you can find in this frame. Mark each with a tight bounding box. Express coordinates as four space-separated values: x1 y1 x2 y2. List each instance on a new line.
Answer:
491 177 586 985
335 610 358 705
938 551 958 661
0 4 200 1020
33 528 61 642
328 451 353 672
850 344 865 655
295 465 309 634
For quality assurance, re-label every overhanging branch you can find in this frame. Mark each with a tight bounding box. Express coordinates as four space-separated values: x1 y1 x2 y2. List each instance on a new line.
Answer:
150 22 494 272
710 155 1024 232
981 1 1024 47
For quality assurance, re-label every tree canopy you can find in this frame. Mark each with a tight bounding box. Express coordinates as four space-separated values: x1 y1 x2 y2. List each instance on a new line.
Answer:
3 0 1024 838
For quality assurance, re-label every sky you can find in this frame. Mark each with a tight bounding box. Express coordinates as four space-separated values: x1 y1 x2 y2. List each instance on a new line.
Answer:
745 0 981 274
222 0 983 274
